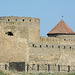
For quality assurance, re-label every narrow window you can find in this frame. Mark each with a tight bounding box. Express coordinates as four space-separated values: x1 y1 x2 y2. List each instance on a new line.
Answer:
8 19 10 21
52 45 54 48
40 45 42 48
32 44 34 47
64 39 66 41
23 19 24 21
15 19 17 21
46 45 48 47
64 46 65 49
70 47 71 49
58 46 60 48
29 19 31 22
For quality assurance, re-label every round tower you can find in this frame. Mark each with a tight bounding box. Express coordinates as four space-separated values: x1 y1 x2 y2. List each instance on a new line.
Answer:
0 16 40 43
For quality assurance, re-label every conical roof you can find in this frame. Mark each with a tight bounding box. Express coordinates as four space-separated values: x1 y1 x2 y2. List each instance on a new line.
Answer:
47 20 75 35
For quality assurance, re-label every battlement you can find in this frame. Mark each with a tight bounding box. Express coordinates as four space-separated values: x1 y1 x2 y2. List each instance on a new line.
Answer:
40 37 75 45
29 43 75 50
0 16 40 23
40 37 59 41
0 16 40 43
40 37 75 42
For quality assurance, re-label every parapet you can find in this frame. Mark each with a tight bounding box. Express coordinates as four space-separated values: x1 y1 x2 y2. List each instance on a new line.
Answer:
28 43 75 50
40 37 75 45
0 16 40 23
40 37 59 41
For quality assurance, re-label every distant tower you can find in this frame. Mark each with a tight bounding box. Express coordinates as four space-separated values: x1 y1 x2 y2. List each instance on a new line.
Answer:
47 20 75 37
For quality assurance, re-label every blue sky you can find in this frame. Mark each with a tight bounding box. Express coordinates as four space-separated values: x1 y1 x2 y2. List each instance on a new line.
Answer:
0 0 75 36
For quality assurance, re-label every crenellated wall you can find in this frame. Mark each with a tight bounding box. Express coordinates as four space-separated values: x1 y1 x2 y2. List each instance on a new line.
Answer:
40 36 75 45
0 16 75 66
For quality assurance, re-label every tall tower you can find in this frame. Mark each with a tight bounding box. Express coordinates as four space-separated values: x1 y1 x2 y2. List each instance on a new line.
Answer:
0 16 40 43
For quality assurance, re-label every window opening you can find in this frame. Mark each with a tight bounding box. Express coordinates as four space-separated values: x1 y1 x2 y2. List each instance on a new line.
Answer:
32 44 34 47
70 47 71 49
52 45 54 48
46 45 48 47
15 19 17 21
64 46 65 49
58 46 60 48
40 45 42 48
5 32 14 36
29 19 31 22
64 39 66 41
8 19 10 21
23 19 24 21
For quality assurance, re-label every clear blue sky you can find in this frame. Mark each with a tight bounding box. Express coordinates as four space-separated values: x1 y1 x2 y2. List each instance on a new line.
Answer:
0 0 75 36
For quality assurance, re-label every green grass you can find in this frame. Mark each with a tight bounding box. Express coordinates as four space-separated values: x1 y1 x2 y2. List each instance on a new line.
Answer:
21 72 75 75
0 71 75 75
0 70 10 75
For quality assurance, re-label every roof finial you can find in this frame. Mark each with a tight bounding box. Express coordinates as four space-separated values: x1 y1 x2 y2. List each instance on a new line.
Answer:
62 16 64 20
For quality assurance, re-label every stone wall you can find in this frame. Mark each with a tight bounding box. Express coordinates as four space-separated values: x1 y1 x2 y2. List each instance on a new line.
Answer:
29 43 75 65
0 16 40 43
0 16 75 67
0 30 29 62
40 35 75 45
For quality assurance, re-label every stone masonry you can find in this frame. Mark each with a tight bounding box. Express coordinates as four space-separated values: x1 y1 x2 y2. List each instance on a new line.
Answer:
0 16 75 69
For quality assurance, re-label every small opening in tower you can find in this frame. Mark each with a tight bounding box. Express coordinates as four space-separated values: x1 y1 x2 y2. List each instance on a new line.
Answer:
70 47 71 49
64 39 66 41
32 44 34 47
46 45 48 47
40 45 42 48
5 32 14 36
64 46 65 49
8 19 10 21
23 19 24 21
29 19 31 22
15 19 17 21
52 45 54 48
58 46 60 48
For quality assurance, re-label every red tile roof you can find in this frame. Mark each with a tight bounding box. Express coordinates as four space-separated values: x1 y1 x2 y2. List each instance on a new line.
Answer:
47 20 75 35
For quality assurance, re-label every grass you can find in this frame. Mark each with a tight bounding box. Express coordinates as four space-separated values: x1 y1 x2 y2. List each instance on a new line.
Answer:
0 71 75 75
0 70 10 75
21 72 75 75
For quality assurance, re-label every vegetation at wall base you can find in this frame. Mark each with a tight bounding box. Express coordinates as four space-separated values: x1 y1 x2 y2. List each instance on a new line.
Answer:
21 72 75 75
1 71 75 75
0 70 10 75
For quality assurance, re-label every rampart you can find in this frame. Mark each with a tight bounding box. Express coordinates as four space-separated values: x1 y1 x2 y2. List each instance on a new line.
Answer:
0 16 75 72
29 42 75 65
40 36 75 45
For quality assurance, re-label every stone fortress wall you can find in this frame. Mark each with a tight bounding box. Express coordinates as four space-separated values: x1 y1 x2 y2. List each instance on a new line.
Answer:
40 35 75 45
29 42 75 65
0 16 75 66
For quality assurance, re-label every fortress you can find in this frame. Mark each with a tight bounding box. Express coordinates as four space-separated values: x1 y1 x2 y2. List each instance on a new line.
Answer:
0 16 75 72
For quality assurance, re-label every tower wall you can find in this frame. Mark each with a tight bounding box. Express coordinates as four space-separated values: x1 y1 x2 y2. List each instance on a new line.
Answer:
0 16 40 43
